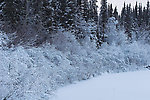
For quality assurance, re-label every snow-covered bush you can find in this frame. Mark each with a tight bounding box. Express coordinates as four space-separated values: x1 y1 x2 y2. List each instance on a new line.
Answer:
106 17 127 45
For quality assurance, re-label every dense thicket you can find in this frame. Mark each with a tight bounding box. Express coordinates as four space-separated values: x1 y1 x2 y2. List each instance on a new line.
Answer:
0 0 150 47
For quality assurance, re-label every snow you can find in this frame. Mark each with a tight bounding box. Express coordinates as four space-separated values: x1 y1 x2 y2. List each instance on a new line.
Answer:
0 21 150 99
52 70 150 100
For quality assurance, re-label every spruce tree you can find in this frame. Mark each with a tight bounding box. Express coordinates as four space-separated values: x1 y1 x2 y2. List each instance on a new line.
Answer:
65 0 76 29
50 0 60 30
132 2 138 28
89 0 98 22
134 2 138 19
113 6 118 20
146 1 150 26
40 0 53 32
120 2 126 26
81 0 90 21
98 0 108 45
59 0 67 28
108 4 113 18
138 3 143 27
1 0 24 31
143 7 147 26
124 4 132 40
54 0 76 29
0 0 4 19
131 1 139 40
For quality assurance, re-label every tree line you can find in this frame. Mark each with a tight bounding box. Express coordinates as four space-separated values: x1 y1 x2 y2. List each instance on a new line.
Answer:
99 0 150 45
0 0 149 47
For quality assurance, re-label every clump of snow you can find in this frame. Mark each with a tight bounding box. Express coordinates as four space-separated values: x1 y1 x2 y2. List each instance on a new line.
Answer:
0 31 9 47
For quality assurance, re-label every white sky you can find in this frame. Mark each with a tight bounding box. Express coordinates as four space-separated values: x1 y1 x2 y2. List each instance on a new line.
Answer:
98 0 149 13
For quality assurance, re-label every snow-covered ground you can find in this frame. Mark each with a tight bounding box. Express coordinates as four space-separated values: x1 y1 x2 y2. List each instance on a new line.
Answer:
52 70 150 100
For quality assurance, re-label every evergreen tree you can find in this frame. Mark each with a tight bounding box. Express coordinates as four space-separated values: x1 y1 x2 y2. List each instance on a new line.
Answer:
132 2 138 29
124 4 132 40
41 0 53 32
53 0 76 29
0 0 4 19
146 1 150 26
65 0 76 29
98 0 108 45
134 2 138 19
143 7 147 26
108 4 113 18
1 0 24 31
99 0 108 25
50 0 60 30
89 0 98 22
113 6 119 20
138 3 143 27
59 0 67 27
120 2 126 26
81 0 90 21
